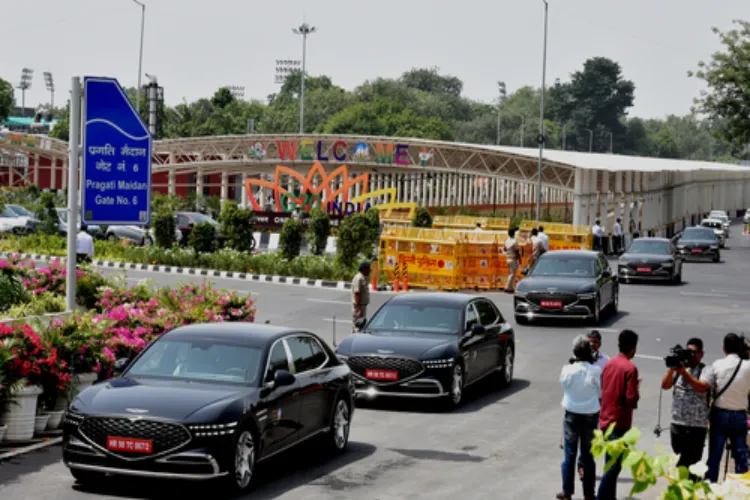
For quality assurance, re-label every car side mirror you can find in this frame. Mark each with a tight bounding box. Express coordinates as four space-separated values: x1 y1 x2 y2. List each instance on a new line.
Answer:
520 267 529 276
273 370 296 388
114 357 130 371
354 317 367 331
471 324 486 336
602 268 612 277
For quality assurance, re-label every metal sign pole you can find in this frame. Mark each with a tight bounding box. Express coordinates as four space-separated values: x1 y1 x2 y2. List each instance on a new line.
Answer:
65 76 82 312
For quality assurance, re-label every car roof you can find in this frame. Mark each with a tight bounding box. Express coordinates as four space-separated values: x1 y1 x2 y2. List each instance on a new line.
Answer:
630 237 670 243
701 218 721 223
162 323 305 347
386 292 480 307
540 250 599 258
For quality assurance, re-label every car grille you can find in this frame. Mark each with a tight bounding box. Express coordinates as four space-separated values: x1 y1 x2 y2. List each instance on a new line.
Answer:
627 262 662 271
527 292 579 306
80 417 190 457
347 356 424 382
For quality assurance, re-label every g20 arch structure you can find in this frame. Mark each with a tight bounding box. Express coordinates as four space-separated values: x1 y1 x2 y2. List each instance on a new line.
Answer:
1 132 749 243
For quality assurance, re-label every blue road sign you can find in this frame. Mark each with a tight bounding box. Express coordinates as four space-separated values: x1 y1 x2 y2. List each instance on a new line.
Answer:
81 77 152 225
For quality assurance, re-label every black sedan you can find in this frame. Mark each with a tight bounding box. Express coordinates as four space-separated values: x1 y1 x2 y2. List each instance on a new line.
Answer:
676 226 721 262
514 250 618 325
336 293 515 409
617 237 683 284
62 323 354 493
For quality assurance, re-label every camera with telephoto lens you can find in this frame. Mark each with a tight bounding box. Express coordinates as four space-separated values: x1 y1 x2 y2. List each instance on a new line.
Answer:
664 344 695 369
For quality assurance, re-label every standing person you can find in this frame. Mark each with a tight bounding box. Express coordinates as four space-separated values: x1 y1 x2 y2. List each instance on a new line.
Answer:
696 333 750 483
558 335 602 500
592 220 603 252
597 329 640 500
504 228 521 293
351 261 371 331
538 226 549 252
588 330 610 370
612 218 623 255
530 228 545 267
474 223 483 232
660 338 709 477
76 224 95 264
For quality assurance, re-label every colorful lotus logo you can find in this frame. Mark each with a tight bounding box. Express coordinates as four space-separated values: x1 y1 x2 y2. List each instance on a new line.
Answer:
352 142 369 161
250 142 267 160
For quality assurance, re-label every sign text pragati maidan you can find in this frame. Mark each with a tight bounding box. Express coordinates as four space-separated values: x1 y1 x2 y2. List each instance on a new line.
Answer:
244 162 416 216
247 139 434 167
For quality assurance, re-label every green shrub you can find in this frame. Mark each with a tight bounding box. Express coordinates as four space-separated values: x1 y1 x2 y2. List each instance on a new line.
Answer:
153 212 176 248
308 208 331 256
365 208 380 257
0 274 30 312
5 292 65 318
412 207 433 228
189 222 217 253
510 215 524 229
220 201 256 252
279 219 303 260
38 192 60 235
337 213 372 267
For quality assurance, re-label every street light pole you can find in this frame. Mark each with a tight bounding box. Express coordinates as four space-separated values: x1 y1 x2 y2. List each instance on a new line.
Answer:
293 23 316 135
535 0 549 222
585 128 593 152
133 0 145 114
606 132 613 154
497 81 506 146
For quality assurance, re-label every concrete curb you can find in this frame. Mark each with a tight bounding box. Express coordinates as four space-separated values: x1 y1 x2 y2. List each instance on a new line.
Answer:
0 437 62 462
1 252 394 293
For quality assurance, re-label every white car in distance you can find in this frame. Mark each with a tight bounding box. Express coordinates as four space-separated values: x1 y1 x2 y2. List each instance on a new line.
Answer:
700 219 727 247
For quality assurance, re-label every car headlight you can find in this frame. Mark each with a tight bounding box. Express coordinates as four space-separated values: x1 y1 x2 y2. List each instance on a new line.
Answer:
64 410 85 427
661 262 673 267
578 293 596 300
423 358 455 369
514 291 527 298
188 421 237 436
710 245 718 250
337 354 349 362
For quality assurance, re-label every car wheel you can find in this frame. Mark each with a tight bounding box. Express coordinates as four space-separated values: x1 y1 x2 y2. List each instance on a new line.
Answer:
591 295 601 325
224 428 256 493
499 347 514 388
70 469 105 485
445 363 465 409
611 289 619 315
326 397 351 453
672 269 682 284
515 314 529 325
713 254 720 263
143 236 153 247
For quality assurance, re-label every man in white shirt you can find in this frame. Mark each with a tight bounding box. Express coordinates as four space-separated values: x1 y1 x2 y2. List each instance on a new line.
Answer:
591 220 603 252
474 223 483 232
538 226 549 251
693 333 750 482
76 224 95 263
612 218 623 254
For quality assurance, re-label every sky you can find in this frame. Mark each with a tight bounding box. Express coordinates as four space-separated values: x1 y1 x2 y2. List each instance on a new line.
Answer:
2 0 748 119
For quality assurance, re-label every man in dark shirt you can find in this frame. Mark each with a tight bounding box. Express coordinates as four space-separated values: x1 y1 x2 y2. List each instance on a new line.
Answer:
597 329 640 500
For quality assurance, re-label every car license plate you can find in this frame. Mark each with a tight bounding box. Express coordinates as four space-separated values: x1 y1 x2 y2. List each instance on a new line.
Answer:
691 249 703 254
106 436 153 454
636 267 651 273
540 300 563 308
365 369 398 381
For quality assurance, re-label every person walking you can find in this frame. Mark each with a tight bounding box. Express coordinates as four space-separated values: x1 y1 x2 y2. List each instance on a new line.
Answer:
76 224 95 264
351 261 371 331
597 329 640 500
557 335 602 500
660 337 709 478
504 228 521 293
696 333 750 482
592 220 603 252
612 218 623 255
537 225 549 252
474 223 483 232
578 329 611 481
530 228 545 268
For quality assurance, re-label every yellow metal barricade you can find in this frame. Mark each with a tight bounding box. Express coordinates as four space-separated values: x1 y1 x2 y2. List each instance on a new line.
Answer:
519 220 593 250
455 231 503 289
433 215 510 231
379 227 461 290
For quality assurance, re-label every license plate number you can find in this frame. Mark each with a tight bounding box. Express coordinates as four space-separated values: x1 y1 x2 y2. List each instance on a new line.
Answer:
540 300 563 308
106 436 153 454
691 249 703 254
636 267 651 273
365 369 398 381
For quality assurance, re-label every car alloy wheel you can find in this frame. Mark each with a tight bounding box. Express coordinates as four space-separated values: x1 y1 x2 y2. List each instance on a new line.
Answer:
612 290 619 314
593 296 601 325
233 430 255 491
450 364 464 406
500 348 514 388
331 399 350 451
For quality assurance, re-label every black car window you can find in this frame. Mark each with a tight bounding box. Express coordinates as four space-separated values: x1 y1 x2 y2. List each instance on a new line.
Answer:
265 340 290 383
626 240 671 254
474 300 499 326
681 228 715 241
176 215 188 227
368 303 462 335
465 304 479 331
286 336 328 374
531 256 596 278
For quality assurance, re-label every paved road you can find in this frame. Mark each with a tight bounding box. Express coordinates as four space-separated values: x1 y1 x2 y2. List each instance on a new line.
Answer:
2 225 750 499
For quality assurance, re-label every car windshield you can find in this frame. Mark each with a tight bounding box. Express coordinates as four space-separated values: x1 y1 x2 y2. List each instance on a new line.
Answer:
0 207 19 217
192 214 217 224
715 216 729 223
7 205 31 217
681 228 715 241
57 210 67 223
626 240 671 255
368 303 461 335
530 256 596 278
700 221 721 230
126 338 262 385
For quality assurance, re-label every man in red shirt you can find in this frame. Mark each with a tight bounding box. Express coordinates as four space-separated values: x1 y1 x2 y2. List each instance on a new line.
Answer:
596 329 640 500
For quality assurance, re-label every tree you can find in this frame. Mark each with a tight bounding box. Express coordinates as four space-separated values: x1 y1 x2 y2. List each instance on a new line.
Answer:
211 87 236 109
49 102 70 141
690 20 750 156
0 78 13 122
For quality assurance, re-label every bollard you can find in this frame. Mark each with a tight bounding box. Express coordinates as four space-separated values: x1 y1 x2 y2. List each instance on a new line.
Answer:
402 263 409 292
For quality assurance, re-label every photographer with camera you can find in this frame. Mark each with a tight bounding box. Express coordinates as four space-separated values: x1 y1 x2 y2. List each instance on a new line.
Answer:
557 335 602 500
660 338 709 475
694 333 750 483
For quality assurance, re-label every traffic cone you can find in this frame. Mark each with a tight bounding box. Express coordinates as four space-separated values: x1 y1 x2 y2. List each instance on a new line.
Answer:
402 271 409 292
393 277 400 292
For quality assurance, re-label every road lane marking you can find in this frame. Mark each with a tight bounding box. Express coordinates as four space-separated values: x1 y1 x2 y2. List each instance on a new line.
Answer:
308 298 351 305
712 289 750 295
680 292 730 298
635 354 662 361
323 318 352 324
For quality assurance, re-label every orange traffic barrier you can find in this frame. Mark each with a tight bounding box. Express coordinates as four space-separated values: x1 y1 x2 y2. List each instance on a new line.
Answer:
371 260 378 291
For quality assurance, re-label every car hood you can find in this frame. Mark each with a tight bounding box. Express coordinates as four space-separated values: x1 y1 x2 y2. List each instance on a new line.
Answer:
73 377 249 421
339 332 456 359
620 253 673 263
516 276 595 293
678 239 716 246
